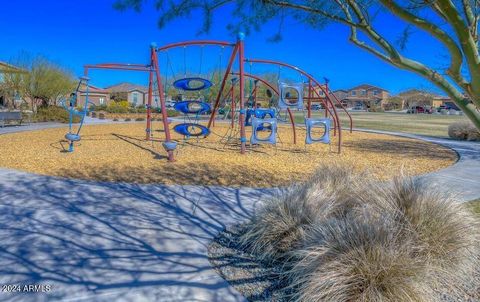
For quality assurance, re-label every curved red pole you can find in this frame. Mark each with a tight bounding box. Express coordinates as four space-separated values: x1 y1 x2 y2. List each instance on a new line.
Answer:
156 40 235 51
231 72 297 144
238 34 246 154
152 46 175 161
246 58 342 153
207 44 239 129
327 86 353 133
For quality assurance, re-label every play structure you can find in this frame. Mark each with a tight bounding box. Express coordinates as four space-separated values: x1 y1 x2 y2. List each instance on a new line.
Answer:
61 76 95 152
73 33 353 161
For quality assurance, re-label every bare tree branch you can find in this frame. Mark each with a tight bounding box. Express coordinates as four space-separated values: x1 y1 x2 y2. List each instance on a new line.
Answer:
263 0 360 26
434 0 480 96
380 0 468 89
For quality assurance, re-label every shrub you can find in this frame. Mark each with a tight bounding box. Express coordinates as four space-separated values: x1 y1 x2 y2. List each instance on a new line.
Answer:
369 106 384 112
94 104 107 111
91 112 97 118
239 165 363 265
116 100 129 108
167 109 180 117
32 106 81 123
106 103 128 114
240 165 480 301
448 121 480 141
135 117 145 121
137 107 147 114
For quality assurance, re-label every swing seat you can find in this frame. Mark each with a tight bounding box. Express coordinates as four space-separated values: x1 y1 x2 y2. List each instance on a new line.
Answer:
65 133 81 142
250 117 277 145
173 77 213 91
245 108 276 126
174 100 211 115
305 118 331 144
254 108 275 119
278 82 304 109
173 123 210 137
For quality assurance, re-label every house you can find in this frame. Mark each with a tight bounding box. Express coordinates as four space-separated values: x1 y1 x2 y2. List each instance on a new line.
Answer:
333 84 389 109
0 61 25 108
105 83 149 107
390 89 459 110
432 96 459 110
0 61 25 74
77 85 111 107
344 84 389 109
330 89 349 107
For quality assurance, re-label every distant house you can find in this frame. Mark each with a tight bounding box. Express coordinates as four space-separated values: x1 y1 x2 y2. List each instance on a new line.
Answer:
333 84 389 109
77 85 110 107
0 61 25 108
432 96 459 110
0 61 24 74
105 83 149 107
391 89 458 110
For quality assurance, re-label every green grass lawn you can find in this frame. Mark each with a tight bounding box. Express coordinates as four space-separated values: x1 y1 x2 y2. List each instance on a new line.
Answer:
292 111 468 138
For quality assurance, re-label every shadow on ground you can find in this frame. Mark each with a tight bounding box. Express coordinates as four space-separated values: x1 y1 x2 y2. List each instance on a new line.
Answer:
55 163 301 187
343 138 457 160
0 171 275 301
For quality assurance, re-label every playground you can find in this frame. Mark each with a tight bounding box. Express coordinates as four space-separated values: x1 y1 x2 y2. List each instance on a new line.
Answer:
0 122 456 186
0 34 449 188
1 33 479 302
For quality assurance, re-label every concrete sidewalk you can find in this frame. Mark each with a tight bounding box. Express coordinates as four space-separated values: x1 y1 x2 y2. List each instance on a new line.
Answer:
356 129 480 202
0 168 272 301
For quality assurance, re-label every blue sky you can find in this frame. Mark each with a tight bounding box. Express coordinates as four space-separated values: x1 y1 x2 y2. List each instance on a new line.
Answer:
0 1 448 94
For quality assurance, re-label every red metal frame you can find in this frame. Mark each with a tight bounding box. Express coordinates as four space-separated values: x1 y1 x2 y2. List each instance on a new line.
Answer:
84 58 175 160
83 64 152 74
231 72 297 144
153 38 246 155
244 58 346 153
156 40 235 51
206 43 239 129
151 47 175 161
83 37 348 160
238 36 246 154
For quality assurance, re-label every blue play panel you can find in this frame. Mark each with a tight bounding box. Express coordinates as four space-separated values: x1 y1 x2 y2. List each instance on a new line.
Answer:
173 77 213 91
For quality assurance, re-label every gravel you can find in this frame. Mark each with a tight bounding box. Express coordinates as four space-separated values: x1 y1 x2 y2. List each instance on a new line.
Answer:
209 225 480 302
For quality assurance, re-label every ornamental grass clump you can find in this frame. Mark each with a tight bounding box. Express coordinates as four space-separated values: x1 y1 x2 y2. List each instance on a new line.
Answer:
239 165 480 301
448 120 480 141
239 164 364 265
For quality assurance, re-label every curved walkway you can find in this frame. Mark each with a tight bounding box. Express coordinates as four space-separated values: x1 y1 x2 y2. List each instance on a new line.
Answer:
356 128 480 202
0 124 478 302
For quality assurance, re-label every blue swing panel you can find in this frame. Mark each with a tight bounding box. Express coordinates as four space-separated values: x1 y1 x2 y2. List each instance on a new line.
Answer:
278 82 304 109
250 117 277 145
174 123 210 137
174 100 211 115
245 108 275 128
305 118 331 145
173 77 213 91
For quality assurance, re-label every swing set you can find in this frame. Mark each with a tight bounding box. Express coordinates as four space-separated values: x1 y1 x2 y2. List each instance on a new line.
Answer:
71 32 352 162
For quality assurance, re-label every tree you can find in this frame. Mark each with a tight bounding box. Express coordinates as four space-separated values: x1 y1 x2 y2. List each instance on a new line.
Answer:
114 0 480 129
396 89 436 108
3 54 76 112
